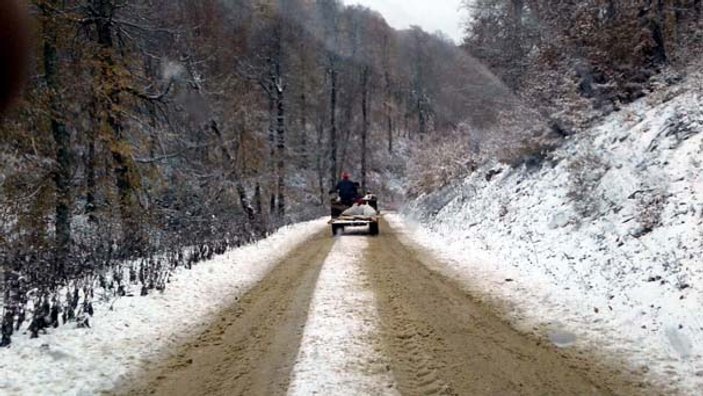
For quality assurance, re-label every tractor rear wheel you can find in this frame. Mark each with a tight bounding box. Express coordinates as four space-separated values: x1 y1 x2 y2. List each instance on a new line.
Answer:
332 224 344 236
369 222 379 236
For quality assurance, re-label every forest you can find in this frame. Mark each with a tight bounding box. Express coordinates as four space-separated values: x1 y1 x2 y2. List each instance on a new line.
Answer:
1 0 702 346
464 0 703 123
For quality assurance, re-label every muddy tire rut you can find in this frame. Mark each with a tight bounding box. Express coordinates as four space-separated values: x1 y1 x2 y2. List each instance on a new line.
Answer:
117 231 334 396
364 221 649 396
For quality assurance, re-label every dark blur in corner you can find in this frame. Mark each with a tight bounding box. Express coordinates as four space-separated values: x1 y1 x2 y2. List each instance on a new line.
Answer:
0 0 30 114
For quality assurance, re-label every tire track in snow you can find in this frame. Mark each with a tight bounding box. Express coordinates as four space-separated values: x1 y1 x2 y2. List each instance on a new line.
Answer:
365 220 623 396
287 234 398 396
116 229 334 396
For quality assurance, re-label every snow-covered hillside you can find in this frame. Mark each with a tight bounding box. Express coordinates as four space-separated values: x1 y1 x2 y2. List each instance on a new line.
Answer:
400 83 703 393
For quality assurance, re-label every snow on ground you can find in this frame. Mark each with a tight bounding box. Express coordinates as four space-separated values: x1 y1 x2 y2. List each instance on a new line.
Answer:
0 218 328 396
397 85 703 394
288 234 397 396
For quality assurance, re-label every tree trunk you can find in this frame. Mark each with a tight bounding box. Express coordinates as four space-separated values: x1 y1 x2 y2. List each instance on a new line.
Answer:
655 0 667 62
316 118 325 205
210 120 256 223
92 0 142 253
381 32 394 154
641 0 667 65
237 184 255 222
417 94 427 137
85 124 97 223
673 0 683 45
85 95 99 223
299 92 308 167
511 0 524 26
268 89 276 215
254 183 262 215
275 81 286 218
338 101 353 176
360 66 369 193
385 70 393 154
387 111 393 153
328 65 338 191
43 7 71 275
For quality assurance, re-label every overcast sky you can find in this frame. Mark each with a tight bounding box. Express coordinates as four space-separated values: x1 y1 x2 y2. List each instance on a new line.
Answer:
344 0 467 44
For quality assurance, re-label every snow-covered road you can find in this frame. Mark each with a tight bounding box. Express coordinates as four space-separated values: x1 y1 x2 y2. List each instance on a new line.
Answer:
288 234 397 395
1 218 669 395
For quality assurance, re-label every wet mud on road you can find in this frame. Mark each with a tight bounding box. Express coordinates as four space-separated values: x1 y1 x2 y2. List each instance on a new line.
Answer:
117 231 334 396
117 220 661 396
365 220 659 395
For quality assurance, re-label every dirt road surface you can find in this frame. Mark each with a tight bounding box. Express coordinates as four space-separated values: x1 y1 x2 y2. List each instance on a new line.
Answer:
119 230 334 396
117 220 655 396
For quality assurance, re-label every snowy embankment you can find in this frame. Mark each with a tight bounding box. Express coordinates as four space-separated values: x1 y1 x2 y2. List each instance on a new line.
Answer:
0 218 327 395
288 235 397 395
398 86 703 393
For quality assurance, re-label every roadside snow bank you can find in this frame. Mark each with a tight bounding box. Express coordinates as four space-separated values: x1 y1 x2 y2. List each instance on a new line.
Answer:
400 87 703 394
0 218 327 396
288 235 397 396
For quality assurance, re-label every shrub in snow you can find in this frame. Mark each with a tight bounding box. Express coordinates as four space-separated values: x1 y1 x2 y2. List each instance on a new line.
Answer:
566 151 609 218
634 189 668 236
0 230 255 346
406 133 476 197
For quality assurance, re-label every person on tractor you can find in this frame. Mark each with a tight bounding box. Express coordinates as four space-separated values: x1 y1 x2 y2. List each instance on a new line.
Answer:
335 172 359 206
